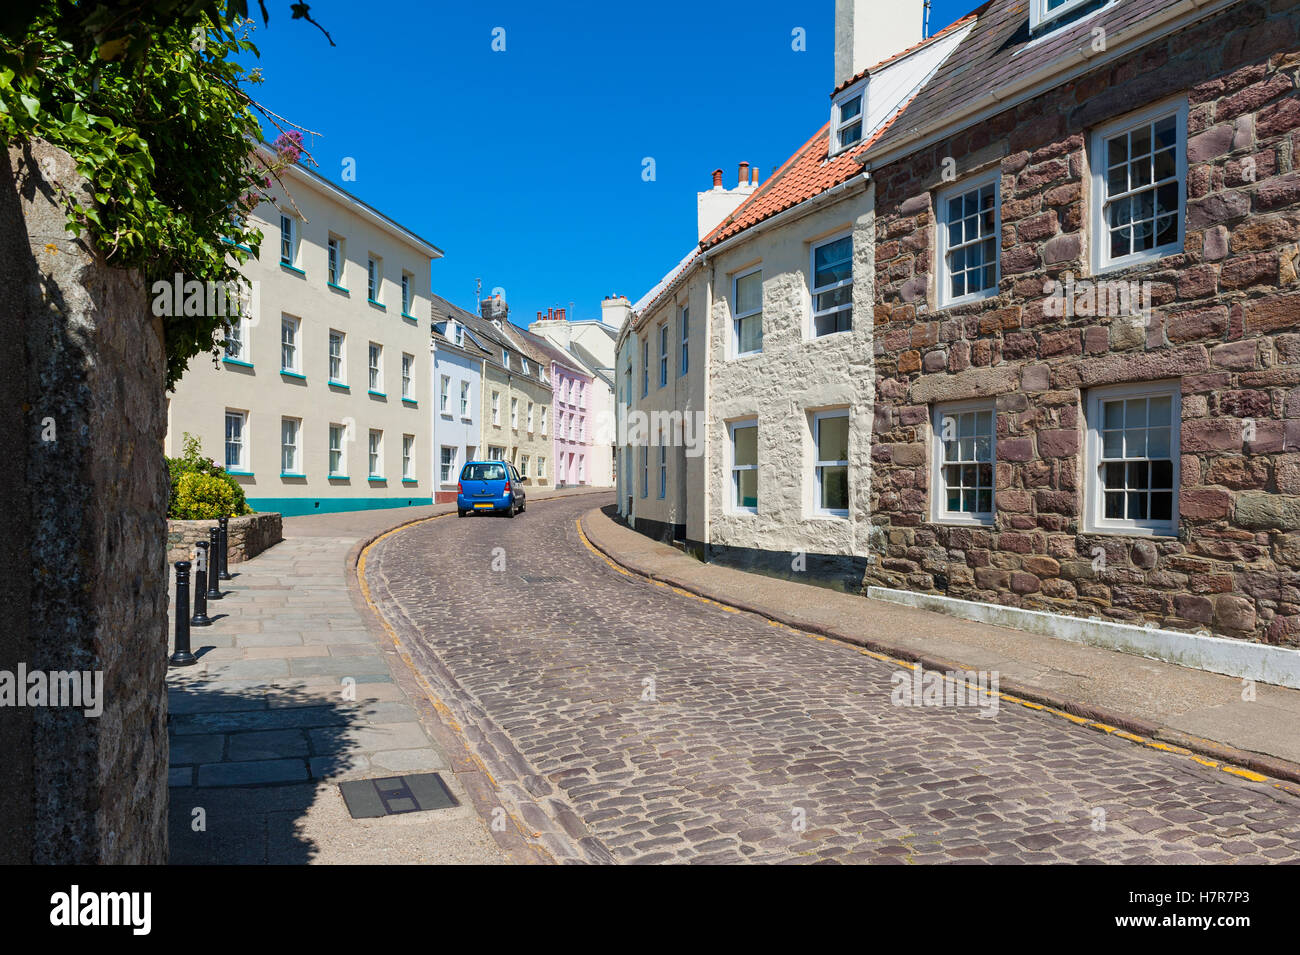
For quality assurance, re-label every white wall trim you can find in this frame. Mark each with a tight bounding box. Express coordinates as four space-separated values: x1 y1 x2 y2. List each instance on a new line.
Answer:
866 586 1300 689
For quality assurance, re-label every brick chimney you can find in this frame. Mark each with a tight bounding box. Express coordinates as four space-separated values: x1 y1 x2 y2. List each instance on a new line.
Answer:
480 293 508 324
698 163 760 240
601 295 631 329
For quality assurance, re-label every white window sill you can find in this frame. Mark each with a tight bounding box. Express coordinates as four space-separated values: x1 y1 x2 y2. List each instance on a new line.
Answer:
1083 523 1178 539
933 515 995 527
1093 243 1183 277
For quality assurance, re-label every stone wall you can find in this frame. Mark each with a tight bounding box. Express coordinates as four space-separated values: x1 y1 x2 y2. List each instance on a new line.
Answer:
166 512 283 565
867 1 1300 645
0 140 169 862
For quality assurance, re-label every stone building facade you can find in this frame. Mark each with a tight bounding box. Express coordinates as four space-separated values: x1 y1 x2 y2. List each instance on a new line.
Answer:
863 0 1300 646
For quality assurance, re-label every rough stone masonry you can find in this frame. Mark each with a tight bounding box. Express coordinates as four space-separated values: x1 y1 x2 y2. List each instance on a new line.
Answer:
867 1 1300 647
0 140 169 863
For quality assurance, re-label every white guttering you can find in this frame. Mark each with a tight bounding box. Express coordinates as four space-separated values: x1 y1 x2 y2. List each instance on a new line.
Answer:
273 152 444 260
864 0 1235 172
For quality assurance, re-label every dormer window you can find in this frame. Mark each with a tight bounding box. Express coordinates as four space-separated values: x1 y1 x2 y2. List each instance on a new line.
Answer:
1030 0 1095 31
831 80 866 156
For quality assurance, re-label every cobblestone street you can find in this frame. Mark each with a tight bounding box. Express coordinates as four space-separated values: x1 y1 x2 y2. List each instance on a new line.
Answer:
363 493 1300 864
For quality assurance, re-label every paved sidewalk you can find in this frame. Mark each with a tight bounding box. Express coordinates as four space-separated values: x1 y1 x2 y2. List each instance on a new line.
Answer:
580 505 1300 785
166 486 609 864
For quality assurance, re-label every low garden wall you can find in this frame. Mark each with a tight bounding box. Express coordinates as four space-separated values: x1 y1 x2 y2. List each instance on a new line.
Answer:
166 512 283 565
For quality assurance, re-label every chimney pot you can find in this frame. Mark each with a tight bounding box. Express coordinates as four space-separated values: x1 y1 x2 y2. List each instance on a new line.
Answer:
751 166 759 185
738 161 750 187
712 168 724 188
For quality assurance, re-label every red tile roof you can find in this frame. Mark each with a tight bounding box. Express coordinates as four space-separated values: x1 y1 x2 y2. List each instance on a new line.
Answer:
700 10 981 250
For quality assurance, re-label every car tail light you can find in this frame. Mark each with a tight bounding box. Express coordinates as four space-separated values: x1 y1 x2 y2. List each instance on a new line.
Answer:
457 481 463 494
503 481 511 494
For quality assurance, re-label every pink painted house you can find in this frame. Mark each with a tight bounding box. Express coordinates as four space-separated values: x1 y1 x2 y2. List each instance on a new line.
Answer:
519 324 595 486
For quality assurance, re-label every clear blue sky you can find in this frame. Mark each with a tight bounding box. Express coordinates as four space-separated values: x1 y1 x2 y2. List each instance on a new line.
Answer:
244 0 975 325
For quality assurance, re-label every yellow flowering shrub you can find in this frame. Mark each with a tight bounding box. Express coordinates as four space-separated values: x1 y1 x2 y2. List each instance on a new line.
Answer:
173 471 238 520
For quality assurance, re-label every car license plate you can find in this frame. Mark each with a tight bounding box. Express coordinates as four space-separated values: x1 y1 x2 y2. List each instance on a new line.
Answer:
473 503 493 509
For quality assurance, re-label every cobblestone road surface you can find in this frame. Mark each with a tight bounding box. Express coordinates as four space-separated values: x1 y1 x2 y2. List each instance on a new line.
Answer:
364 493 1300 864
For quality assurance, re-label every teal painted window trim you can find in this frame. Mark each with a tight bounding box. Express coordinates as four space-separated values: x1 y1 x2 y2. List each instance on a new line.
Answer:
245 495 433 516
328 380 350 390
400 312 418 322
402 397 418 406
280 262 306 276
328 473 349 480
281 369 307 380
226 470 254 477
222 356 254 368
220 237 253 253
368 476 386 483
280 471 306 478
368 299 386 311
368 389 387 398
401 479 419 485
327 282 350 295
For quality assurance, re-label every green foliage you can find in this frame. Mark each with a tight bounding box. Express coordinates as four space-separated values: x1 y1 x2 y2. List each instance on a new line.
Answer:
166 432 252 518
173 471 239 520
0 2 327 386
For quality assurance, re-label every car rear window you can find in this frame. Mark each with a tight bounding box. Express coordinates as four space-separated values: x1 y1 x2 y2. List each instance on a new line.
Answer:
462 463 507 481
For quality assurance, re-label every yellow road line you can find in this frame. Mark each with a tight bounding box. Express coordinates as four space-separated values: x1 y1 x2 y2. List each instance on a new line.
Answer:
574 515 1298 798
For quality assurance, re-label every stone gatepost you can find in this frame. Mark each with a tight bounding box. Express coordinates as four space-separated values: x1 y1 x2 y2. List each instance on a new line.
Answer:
0 140 170 863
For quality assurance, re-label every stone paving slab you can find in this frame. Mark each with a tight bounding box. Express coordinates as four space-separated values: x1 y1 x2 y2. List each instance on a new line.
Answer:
167 487 613 864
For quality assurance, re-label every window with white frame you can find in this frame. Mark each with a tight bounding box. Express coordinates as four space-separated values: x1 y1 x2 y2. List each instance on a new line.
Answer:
1092 102 1187 272
280 315 300 373
368 342 382 391
521 358 529 375
520 454 529 479
368 429 383 477
640 445 648 498
658 442 666 499
1086 382 1179 535
440 446 456 483
401 353 414 400
327 235 342 285
527 402 534 432
440 374 450 412
401 273 411 314
813 410 850 516
328 423 345 475
460 380 470 417
279 214 296 267
540 406 547 435
491 390 500 425
225 410 247 471
537 456 546 479
578 455 585 484
577 381 584 405
224 315 248 362
679 306 689 375
733 268 763 356
452 321 464 347
659 324 668 386
938 174 1000 306
367 256 381 302
811 234 853 336
402 434 415 480
511 397 519 429
1030 0 1095 32
281 417 301 473
501 349 510 370
932 402 996 524
641 338 649 396
328 329 345 382
831 81 865 155
729 420 758 513
488 446 505 461
578 416 585 442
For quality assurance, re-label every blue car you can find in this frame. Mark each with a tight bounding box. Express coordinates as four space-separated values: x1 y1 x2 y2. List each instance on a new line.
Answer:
457 460 526 518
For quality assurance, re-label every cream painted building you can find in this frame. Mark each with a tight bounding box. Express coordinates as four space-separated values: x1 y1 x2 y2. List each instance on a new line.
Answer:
456 296 554 486
165 153 442 515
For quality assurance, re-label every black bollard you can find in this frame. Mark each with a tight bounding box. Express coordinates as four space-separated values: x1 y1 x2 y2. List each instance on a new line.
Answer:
206 527 223 601
170 561 197 667
191 541 212 627
218 515 233 581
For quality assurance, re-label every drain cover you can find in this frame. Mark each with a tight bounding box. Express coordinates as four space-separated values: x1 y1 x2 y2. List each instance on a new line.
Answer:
339 773 459 819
